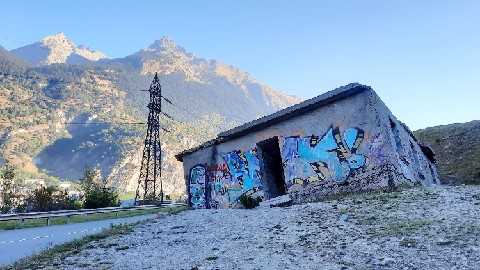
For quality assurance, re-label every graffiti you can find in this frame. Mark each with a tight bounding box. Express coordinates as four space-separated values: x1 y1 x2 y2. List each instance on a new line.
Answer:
206 163 234 209
207 164 230 182
222 149 262 193
194 149 264 209
369 133 388 166
281 126 368 191
189 165 207 208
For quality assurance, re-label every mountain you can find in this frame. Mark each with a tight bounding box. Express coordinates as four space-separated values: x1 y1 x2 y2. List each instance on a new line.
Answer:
0 34 301 196
11 32 108 66
414 120 480 185
124 36 300 119
0 45 30 73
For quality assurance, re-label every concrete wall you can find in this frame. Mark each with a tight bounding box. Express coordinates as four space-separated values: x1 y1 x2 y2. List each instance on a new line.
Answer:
182 89 437 208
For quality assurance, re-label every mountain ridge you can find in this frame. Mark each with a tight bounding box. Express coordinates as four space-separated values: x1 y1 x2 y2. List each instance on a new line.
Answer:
1 33 302 196
414 120 480 185
11 32 108 66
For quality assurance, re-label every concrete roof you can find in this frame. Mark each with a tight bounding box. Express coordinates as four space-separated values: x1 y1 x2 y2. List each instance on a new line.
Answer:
175 83 371 161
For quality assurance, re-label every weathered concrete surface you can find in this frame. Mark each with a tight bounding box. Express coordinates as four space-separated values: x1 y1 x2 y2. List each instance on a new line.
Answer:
181 84 438 209
34 185 480 270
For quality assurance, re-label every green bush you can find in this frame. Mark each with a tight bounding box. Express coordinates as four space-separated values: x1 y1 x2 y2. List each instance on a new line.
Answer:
24 186 78 212
79 168 119 209
238 194 262 209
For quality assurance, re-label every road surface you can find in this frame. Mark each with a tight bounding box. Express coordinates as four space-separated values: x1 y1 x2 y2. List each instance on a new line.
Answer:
0 214 156 266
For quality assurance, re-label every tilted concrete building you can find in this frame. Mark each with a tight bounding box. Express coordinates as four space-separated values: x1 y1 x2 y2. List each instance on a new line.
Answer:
175 83 438 209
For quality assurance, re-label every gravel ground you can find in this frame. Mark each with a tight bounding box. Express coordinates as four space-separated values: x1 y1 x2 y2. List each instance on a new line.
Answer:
39 186 480 269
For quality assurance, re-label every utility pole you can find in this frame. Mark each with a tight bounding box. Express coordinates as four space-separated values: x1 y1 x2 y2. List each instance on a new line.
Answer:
135 73 164 205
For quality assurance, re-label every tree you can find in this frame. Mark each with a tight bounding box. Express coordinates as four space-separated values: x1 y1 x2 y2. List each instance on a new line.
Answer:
79 168 119 209
25 186 78 212
0 165 22 213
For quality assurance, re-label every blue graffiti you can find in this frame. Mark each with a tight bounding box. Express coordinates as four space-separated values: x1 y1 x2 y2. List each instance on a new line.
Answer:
344 128 359 150
282 127 367 189
222 149 262 192
189 165 207 208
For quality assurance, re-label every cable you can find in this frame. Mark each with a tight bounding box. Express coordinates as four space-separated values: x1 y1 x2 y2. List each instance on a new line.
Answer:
0 36 51 52
64 122 146 125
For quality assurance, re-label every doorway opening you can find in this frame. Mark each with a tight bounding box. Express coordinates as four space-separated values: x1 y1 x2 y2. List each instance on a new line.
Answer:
257 137 286 199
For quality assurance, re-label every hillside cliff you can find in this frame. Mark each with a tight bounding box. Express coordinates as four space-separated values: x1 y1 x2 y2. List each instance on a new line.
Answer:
415 120 480 185
0 33 301 196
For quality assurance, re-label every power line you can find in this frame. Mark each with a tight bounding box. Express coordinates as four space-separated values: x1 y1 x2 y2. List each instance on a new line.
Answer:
64 122 146 125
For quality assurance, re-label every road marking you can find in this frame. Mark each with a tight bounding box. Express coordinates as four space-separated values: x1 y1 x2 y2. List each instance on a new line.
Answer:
1 220 130 245
1 227 108 244
68 227 104 235
0 234 55 245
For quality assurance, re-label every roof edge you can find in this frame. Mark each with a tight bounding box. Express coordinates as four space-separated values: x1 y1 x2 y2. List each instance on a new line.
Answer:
175 83 371 161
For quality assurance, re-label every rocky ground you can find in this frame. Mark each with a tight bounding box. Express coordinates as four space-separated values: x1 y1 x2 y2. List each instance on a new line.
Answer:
14 185 480 269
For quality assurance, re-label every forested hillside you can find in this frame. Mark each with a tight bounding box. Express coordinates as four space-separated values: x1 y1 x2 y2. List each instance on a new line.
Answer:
0 35 301 196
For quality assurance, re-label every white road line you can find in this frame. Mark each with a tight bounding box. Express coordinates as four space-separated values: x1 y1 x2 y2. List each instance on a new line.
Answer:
1 220 130 245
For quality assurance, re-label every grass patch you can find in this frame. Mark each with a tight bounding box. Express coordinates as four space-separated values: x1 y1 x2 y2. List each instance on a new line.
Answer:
399 237 417 247
356 214 379 225
0 206 186 231
118 191 136 200
370 219 433 237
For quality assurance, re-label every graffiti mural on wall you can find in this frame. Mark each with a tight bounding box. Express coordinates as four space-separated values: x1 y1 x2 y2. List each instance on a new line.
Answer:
221 149 262 192
369 133 388 166
189 165 207 208
281 126 368 192
189 149 264 209
206 164 235 209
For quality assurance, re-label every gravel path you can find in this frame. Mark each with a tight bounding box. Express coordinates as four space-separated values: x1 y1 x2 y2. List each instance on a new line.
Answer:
25 186 480 269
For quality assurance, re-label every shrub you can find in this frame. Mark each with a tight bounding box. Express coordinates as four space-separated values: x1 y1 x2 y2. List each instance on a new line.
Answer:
25 186 78 212
79 168 119 209
238 194 262 209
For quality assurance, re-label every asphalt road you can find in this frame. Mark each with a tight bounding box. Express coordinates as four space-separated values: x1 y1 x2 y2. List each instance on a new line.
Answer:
0 214 156 266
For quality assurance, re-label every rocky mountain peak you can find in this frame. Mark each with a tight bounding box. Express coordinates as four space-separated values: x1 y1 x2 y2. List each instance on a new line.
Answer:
11 32 108 65
39 32 74 49
147 36 183 52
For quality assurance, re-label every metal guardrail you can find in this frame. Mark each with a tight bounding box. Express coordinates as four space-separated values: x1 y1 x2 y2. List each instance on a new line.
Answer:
0 201 186 227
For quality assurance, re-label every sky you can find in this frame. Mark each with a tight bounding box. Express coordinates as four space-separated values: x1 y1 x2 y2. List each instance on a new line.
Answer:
1 0 479 131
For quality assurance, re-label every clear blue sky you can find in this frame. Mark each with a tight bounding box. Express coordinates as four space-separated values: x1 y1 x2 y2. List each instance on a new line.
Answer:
1 0 479 130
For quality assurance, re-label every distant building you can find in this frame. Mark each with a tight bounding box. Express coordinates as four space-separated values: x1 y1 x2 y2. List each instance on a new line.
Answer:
24 178 46 186
175 83 438 209
59 182 71 189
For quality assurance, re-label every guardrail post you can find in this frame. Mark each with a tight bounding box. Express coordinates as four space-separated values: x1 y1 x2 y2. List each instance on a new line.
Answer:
21 218 24 228
67 215 70 224
102 213 104 220
47 217 50 226
116 212 118 218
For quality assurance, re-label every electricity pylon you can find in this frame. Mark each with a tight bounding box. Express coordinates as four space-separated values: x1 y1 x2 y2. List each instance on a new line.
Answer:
135 73 164 205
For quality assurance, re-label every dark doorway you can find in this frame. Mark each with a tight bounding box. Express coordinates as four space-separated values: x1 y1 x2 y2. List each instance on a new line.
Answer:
257 137 286 199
